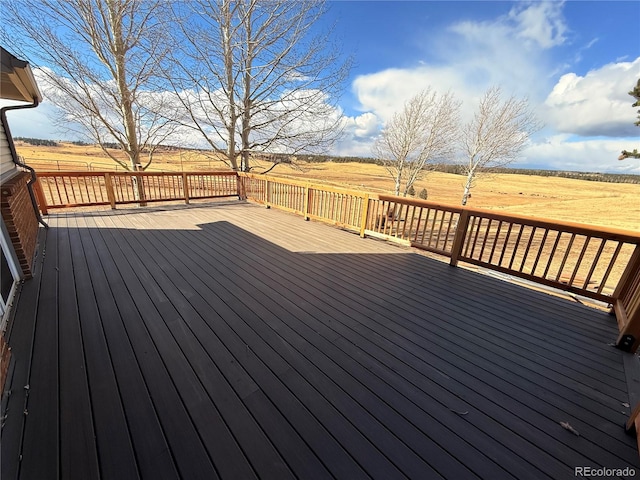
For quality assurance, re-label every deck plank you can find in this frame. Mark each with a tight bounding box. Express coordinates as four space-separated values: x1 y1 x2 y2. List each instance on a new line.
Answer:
57 215 101 479
84 214 220 480
77 215 181 480
67 215 140 479
1 228 46 480
19 219 59 480
95 213 293 480
188 220 595 477
2 202 638 479
112 213 397 479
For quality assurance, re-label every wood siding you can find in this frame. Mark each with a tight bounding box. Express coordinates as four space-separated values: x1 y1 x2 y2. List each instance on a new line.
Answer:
0 120 17 184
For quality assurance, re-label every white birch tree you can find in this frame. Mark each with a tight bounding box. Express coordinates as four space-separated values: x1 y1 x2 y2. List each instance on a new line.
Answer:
373 89 460 196
460 86 541 205
167 0 350 172
3 0 176 171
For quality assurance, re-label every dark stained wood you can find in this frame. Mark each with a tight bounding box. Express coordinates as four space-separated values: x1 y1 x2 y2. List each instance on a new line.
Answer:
76 215 180 480
66 215 140 479
1 229 46 480
2 202 638 480
19 220 59 480
57 215 101 479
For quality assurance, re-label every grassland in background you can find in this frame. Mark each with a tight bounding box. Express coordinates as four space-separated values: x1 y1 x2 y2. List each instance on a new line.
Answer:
16 141 640 232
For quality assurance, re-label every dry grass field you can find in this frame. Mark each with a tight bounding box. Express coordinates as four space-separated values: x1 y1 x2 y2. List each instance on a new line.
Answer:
16 141 640 232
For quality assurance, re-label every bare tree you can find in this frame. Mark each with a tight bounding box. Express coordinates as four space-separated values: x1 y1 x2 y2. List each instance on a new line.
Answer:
167 0 350 172
460 86 541 205
373 89 460 196
3 0 176 171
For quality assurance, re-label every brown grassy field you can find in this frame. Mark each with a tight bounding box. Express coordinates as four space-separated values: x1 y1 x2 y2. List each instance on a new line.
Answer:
16 141 640 232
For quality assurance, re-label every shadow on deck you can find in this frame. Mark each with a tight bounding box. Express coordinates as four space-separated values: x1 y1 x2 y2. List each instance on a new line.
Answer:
2 201 638 479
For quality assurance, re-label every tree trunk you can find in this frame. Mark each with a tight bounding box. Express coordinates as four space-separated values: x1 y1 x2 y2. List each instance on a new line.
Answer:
461 170 474 206
222 0 239 171
394 178 401 196
240 2 254 173
107 0 140 171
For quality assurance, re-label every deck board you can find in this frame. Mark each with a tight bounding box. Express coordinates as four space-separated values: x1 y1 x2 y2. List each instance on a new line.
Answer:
66 215 140 479
2 201 638 479
189 219 625 474
76 214 179 480
18 222 59 480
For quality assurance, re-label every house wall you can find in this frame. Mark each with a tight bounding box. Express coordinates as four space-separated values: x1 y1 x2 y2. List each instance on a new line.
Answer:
0 171 39 278
0 125 17 184
0 115 39 279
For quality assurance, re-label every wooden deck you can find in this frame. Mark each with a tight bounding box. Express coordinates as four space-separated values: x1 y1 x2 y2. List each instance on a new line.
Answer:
2 201 639 479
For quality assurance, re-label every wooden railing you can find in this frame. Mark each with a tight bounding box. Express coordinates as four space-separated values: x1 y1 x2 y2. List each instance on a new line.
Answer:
34 171 238 213
33 171 640 354
238 173 640 350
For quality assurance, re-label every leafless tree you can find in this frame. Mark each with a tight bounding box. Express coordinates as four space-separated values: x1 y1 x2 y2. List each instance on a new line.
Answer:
166 0 351 172
3 0 177 171
373 89 460 196
460 86 541 205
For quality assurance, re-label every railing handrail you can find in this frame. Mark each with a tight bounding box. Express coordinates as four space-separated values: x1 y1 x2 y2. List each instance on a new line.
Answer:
37 170 236 177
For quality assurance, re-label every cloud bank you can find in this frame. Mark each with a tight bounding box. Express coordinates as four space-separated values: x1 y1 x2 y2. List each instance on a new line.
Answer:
334 2 639 173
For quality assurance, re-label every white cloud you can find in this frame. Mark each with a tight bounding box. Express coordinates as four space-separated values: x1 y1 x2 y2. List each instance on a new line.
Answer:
522 135 640 173
509 1 567 49
351 112 379 138
353 68 468 123
349 2 639 172
352 1 571 129
543 57 640 137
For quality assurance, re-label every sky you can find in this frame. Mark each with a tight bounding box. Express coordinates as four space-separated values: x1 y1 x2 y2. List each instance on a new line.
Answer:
3 0 640 173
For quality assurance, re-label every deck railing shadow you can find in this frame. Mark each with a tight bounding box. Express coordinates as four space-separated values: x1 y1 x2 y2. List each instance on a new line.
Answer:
6 216 637 478
238 173 640 350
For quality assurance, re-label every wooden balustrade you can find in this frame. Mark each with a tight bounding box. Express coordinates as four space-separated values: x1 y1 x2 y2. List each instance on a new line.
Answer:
35 171 640 355
35 171 238 211
237 173 640 353
239 173 367 231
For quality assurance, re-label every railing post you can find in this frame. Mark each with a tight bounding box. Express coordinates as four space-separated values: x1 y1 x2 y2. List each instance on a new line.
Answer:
33 178 48 215
236 173 244 200
359 194 370 238
450 209 470 267
303 184 310 220
265 178 271 209
615 245 640 352
182 173 190 204
104 173 116 209
613 245 640 301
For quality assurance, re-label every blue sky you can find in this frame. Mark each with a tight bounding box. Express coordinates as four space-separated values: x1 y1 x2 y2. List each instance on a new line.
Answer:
4 0 640 173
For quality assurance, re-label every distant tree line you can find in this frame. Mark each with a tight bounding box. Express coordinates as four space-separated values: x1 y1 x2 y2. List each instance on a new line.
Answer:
430 164 640 184
15 137 59 147
298 154 639 184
